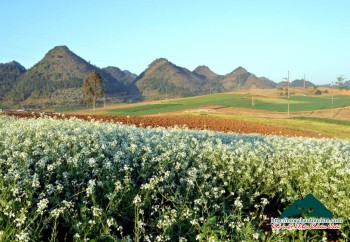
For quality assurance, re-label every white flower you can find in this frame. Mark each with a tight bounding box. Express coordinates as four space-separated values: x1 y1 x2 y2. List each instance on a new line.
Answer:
260 198 269 206
50 207 64 219
62 200 74 210
107 218 115 227
15 215 27 228
92 206 103 217
133 194 141 205
114 181 122 192
87 158 96 167
234 197 243 209
86 179 96 196
15 230 29 242
32 173 40 188
190 219 198 226
36 198 49 215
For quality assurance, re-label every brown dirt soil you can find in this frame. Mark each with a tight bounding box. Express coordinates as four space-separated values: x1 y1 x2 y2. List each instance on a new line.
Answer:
3 111 327 138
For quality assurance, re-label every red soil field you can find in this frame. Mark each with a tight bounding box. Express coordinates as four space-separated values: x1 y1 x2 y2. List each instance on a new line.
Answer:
3 111 326 138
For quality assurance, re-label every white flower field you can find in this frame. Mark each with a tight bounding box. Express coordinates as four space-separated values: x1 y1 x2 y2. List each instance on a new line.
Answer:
0 116 349 241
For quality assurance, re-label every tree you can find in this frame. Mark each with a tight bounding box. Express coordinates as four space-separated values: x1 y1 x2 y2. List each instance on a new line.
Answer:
82 71 104 110
336 75 345 90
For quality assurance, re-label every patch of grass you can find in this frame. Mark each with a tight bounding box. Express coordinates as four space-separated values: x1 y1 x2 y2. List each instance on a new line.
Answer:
107 103 182 116
252 95 350 112
265 118 350 139
288 95 350 111
54 105 89 112
293 116 350 126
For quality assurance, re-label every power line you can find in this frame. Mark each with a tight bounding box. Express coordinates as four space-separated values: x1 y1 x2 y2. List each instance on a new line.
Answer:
0 28 146 57
0 51 40 61
1 44 40 52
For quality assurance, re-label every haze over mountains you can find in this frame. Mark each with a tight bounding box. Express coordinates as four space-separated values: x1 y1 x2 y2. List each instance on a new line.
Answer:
0 45 316 107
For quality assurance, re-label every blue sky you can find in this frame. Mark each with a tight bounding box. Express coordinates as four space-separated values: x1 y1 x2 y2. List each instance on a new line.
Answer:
0 0 349 84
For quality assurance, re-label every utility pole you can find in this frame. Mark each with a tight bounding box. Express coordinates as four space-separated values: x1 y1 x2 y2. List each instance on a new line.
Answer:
288 71 290 118
238 74 241 91
210 78 212 94
331 81 334 118
284 71 290 118
251 85 256 106
303 73 306 88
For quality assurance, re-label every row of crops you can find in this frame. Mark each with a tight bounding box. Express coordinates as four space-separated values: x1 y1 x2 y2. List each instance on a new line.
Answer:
0 116 349 241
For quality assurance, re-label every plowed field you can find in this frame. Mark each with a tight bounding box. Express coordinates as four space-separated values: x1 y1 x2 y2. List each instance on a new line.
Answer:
3 111 326 138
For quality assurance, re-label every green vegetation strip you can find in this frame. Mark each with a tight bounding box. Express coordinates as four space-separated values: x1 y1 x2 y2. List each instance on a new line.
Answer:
106 93 350 116
54 105 90 112
108 103 182 116
0 116 349 241
199 113 350 139
293 116 350 126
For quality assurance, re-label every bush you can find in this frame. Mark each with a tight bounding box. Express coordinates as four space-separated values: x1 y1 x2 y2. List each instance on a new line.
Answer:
0 116 348 241
314 90 322 95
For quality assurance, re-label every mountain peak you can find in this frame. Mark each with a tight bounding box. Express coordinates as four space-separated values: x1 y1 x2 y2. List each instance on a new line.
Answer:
102 66 137 85
6 45 129 102
225 66 249 80
232 66 248 74
6 61 26 70
50 45 70 52
34 45 89 72
45 45 74 57
148 58 169 67
193 65 219 80
0 61 27 100
221 66 276 90
290 79 315 88
193 65 211 72
104 66 122 72
135 58 211 100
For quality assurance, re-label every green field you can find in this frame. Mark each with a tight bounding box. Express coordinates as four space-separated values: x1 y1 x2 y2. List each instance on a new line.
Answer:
259 95 350 112
292 116 350 126
106 93 350 116
53 105 91 112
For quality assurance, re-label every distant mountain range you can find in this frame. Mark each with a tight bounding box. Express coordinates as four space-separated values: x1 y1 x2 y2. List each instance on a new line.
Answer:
0 45 316 107
3 46 132 105
277 79 315 88
344 80 350 88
